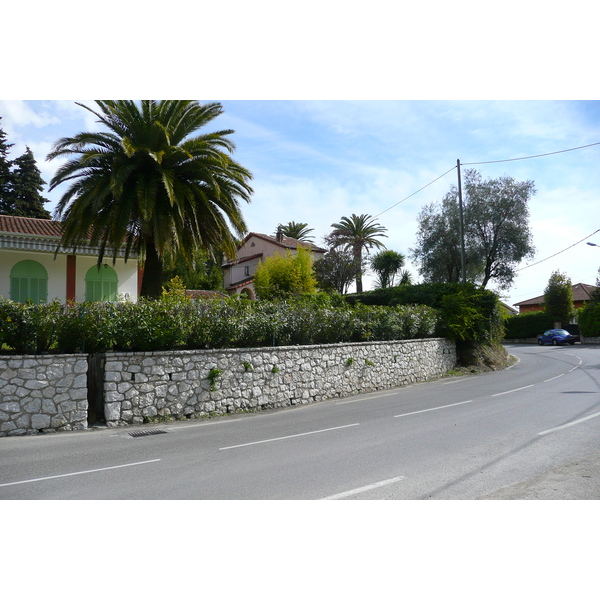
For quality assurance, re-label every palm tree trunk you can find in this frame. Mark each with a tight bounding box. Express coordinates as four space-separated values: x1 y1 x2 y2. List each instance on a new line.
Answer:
354 246 363 293
139 238 164 299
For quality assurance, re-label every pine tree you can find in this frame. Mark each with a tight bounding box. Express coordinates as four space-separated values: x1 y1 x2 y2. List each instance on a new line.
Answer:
0 117 15 214
10 147 51 219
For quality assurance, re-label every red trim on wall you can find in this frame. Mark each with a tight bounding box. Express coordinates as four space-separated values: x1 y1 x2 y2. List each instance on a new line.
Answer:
66 254 76 302
138 263 144 296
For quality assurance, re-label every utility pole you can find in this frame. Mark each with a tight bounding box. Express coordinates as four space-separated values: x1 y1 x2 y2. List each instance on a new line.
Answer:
457 159 466 284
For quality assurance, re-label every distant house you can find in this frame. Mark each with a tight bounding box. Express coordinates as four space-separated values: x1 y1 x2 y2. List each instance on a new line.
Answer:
514 282 597 314
222 230 327 299
0 215 140 304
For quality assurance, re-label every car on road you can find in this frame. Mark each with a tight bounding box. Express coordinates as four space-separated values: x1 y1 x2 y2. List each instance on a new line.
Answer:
537 329 576 346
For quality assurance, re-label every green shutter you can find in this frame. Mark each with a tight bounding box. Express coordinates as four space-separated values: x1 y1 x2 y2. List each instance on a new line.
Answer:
10 261 48 304
85 265 119 301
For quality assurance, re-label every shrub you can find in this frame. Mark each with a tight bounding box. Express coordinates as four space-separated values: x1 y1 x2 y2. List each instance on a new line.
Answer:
579 302 600 337
504 311 554 339
0 294 443 354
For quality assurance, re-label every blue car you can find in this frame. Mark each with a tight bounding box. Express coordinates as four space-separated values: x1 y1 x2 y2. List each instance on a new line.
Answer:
537 329 576 346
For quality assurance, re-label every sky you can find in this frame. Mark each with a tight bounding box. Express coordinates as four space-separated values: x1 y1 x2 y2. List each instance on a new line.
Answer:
2 99 600 308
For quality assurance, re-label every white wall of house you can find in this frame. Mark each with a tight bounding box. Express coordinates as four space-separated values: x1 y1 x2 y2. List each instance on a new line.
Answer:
223 257 261 288
0 248 138 303
237 236 274 259
74 255 139 302
0 249 66 301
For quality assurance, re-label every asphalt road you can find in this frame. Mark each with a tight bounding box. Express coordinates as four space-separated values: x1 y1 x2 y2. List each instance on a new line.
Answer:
2 343 600 500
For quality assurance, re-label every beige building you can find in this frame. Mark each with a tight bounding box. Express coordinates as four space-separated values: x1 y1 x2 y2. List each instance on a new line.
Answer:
222 230 326 299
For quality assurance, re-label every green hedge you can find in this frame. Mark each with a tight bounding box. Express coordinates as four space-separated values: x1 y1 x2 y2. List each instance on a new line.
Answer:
347 282 505 344
579 303 600 337
0 295 441 355
503 311 555 339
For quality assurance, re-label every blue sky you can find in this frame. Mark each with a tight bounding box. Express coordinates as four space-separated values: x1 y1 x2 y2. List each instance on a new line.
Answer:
2 99 600 308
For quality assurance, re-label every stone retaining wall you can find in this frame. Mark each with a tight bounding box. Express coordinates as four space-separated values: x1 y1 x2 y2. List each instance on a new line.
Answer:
0 355 88 436
103 338 456 427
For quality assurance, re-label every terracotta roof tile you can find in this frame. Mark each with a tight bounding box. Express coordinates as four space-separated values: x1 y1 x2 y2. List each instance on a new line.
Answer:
0 215 63 237
242 232 327 253
515 282 597 306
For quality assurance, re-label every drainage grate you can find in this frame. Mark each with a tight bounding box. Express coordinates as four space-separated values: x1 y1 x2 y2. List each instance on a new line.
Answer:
128 429 169 438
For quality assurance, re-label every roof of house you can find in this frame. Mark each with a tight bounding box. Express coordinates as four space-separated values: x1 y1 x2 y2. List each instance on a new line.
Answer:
240 232 327 254
0 214 138 259
222 253 263 267
514 282 597 306
225 276 255 291
0 214 63 237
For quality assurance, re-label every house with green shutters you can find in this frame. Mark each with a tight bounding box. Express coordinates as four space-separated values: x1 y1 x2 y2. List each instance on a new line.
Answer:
0 215 140 304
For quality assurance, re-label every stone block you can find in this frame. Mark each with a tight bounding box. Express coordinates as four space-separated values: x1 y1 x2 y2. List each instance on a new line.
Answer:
0 402 21 414
105 403 122 421
32 414 51 430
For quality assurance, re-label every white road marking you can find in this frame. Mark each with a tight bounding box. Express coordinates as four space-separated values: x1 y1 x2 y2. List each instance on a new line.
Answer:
491 385 534 397
393 400 472 418
321 476 406 500
537 411 600 436
0 459 161 488
544 373 564 382
336 392 398 405
219 423 359 450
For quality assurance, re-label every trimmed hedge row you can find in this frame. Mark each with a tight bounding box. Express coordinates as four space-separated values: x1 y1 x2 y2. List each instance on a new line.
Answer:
0 295 441 355
503 311 555 339
347 282 505 344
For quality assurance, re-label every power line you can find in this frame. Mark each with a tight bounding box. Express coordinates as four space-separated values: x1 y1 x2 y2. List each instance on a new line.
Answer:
373 140 600 219
515 229 600 272
374 166 456 218
462 141 600 166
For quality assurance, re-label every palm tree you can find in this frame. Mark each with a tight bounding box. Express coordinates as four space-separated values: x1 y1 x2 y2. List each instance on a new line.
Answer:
277 221 315 242
47 100 253 298
371 249 405 288
329 213 387 293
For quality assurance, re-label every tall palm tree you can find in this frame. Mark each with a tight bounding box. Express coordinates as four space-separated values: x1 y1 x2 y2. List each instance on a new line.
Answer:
277 221 315 242
47 100 253 298
329 213 387 293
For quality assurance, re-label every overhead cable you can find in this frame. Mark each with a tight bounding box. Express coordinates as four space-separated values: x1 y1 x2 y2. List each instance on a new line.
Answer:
374 166 456 218
462 141 600 166
515 229 600 272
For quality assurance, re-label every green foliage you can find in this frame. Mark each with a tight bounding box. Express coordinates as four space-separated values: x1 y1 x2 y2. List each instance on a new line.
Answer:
578 303 600 337
543 270 574 325
313 246 362 295
207 367 222 391
0 122 51 219
253 247 317 300
328 213 388 293
370 249 406 289
0 298 60 354
0 293 442 355
162 250 223 291
347 282 504 344
504 311 555 339
48 100 253 298
277 222 315 242
411 169 535 289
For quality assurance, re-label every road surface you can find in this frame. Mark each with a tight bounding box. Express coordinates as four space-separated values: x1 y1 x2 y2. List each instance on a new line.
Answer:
1 343 599 499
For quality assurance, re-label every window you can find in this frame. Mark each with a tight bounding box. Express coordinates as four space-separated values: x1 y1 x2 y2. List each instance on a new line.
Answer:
85 264 118 301
244 266 250 276
10 260 48 304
